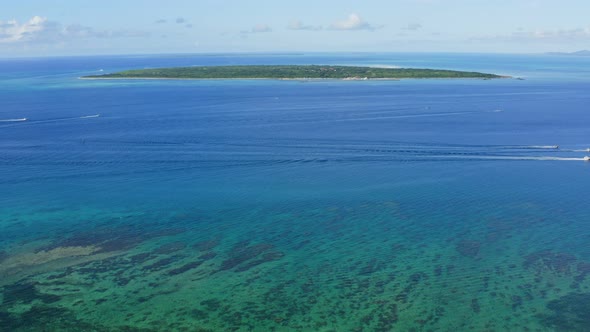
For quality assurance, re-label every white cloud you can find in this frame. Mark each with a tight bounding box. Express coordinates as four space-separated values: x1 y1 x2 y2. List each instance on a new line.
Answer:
403 23 422 31
329 13 381 31
242 24 272 34
0 16 149 45
252 24 272 33
0 16 46 43
156 17 192 27
287 20 322 31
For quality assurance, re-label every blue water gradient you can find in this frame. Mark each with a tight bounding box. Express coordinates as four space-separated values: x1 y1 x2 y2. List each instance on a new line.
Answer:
1 53 590 331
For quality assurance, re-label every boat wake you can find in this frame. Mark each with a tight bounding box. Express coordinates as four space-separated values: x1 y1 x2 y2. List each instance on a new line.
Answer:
527 145 560 149
0 114 100 127
493 145 560 150
432 155 587 162
326 111 484 123
0 118 27 122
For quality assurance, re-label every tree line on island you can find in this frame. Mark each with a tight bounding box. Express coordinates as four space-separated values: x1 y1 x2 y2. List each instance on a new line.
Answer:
84 65 504 80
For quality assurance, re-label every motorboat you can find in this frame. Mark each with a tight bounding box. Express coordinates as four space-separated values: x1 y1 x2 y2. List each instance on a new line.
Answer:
0 118 27 122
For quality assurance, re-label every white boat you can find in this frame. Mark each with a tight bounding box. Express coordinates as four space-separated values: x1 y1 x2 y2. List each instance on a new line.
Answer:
0 118 27 122
585 156 590 162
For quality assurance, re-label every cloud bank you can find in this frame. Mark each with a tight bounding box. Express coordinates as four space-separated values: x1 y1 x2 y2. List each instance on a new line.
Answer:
242 24 272 34
0 16 46 43
329 13 381 31
0 16 149 45
403 23 423 31
287 20 322 31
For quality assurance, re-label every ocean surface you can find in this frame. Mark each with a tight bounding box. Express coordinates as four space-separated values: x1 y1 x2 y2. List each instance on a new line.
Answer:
1 53 590 331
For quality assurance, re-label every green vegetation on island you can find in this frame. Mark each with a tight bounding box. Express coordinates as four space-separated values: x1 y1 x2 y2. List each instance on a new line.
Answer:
83 65 504 80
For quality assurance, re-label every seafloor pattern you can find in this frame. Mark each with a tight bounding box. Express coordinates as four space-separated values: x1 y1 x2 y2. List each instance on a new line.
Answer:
2 53 590 331
1 197 589 331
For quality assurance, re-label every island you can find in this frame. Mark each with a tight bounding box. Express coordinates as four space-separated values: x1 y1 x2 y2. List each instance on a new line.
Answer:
82 65 504 80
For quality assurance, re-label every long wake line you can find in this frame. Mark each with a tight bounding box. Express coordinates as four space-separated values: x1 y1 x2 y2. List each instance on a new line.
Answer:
428 155 588 162
0 115 100 127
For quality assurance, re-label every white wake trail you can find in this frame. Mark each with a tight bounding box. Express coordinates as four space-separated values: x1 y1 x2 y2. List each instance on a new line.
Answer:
0 118 27 122
429 155 587 162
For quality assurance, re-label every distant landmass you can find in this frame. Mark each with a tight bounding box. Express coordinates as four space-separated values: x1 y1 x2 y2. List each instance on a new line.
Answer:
82 65 504 80
547 50 590 56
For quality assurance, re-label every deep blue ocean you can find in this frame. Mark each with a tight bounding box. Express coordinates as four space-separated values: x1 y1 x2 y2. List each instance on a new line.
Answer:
1 53 590 331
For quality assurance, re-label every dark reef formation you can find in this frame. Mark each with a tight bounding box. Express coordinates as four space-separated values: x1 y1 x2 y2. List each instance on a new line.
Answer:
0 281 158 331
193 237 221 252
2 281 61 305
541 293 590 331
40 225 184 254
153 241 186 255
524 251 577 275
456 239 481 258
219 242 284 272
0 250 7 263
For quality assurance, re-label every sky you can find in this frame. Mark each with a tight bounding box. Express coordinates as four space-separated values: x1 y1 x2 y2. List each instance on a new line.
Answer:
1 0 590 57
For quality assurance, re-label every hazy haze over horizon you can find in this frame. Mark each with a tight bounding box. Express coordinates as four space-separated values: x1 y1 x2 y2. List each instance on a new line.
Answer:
1 0 590 57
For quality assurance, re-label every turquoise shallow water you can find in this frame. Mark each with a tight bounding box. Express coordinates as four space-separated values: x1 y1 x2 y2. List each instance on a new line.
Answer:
1 53 590 331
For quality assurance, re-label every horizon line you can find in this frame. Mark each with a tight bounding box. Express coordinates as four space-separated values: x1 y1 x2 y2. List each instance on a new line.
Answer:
1 50 584 60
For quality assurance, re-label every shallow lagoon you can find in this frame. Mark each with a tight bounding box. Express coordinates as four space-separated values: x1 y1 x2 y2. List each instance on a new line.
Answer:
1 53 590 331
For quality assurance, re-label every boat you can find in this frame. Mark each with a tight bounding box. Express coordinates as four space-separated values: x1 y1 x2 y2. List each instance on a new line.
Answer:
585 156 590 162
0 118 27 122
